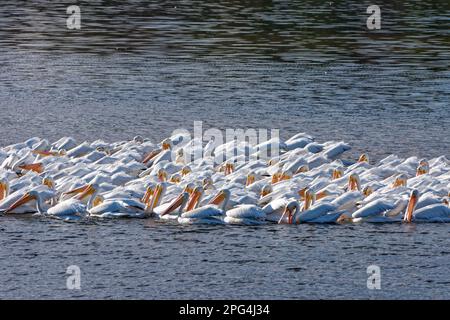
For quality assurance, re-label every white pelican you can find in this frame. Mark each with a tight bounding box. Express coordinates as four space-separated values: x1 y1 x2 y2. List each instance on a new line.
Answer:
277 200 345 224
0 179 9 201
177 189 230 224
89 183 166 219
351 198 407 223
262 198 292 223
158 192 190 220
224 204 266 225
46 184 103 221
403 190 450 223
3 188 56 214
0 176 57 214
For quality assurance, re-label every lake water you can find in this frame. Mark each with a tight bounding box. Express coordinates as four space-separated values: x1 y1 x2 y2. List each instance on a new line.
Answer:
0 1 449 299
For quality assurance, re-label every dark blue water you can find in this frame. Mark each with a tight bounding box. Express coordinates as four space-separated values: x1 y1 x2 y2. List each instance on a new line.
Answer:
0 1 449 299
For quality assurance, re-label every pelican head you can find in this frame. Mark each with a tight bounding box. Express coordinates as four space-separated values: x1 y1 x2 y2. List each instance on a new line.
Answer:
133 135 144 144
182 183 195 195
186 186 204 211
416 165 429 176
280 170 293 181
271 171 281 184
302 189 316 211
96 146 110 155
268 158 279 166
260 184 272 198
202 176 214 189
295 165 309 174
161 138 172 150
169 173 181 184
157 168 168 182
208 189 231 211
224 162 235 175
246 172 256 186
332 168 343 180
175 148 185 164
181 166 191 176
279 200 300 224
42 177 55 190
392 174 407 188
92 194 104 207
0 179 10 201
348 173 361 191
362 185 373 197
418 159 429 169
358 153 369 163
404 189 419 223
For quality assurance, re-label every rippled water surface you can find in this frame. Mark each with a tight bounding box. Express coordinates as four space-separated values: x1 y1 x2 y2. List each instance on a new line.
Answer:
0 1 449 299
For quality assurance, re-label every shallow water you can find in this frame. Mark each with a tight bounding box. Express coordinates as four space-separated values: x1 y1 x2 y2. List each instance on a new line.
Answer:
0 1 449 299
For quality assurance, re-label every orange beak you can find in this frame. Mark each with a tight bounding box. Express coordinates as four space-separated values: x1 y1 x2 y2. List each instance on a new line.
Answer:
316 190 328 200
142 149 161 164
298 188 307 200
358 154 369 163
31 150 60 157
416 166 428 176
271 172 281 184
279 172 291 181
141 186 154 205
76 184 96 201
224 163 234 175
362 186 373 197
295 165 309 174
404 192 418 223
162 142 171 150
392 177 407 188
260 189 271 198
186 189 202 211
302 190 314 211
0 183 7 201
348 175 361 191
157 170 167 182
246 175 255 186
182 184 194 195
181 167 191 176
43 178 55 189
18 163 44 173
279 206 293 224
5 193 35 214
161 193 187 216
63 185 90 197
170 175 181 184
148 184 164 210
332 169 343 180
208 190 225 206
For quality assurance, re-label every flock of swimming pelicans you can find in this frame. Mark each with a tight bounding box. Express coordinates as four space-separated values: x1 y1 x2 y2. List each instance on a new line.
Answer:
0 132 449 224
